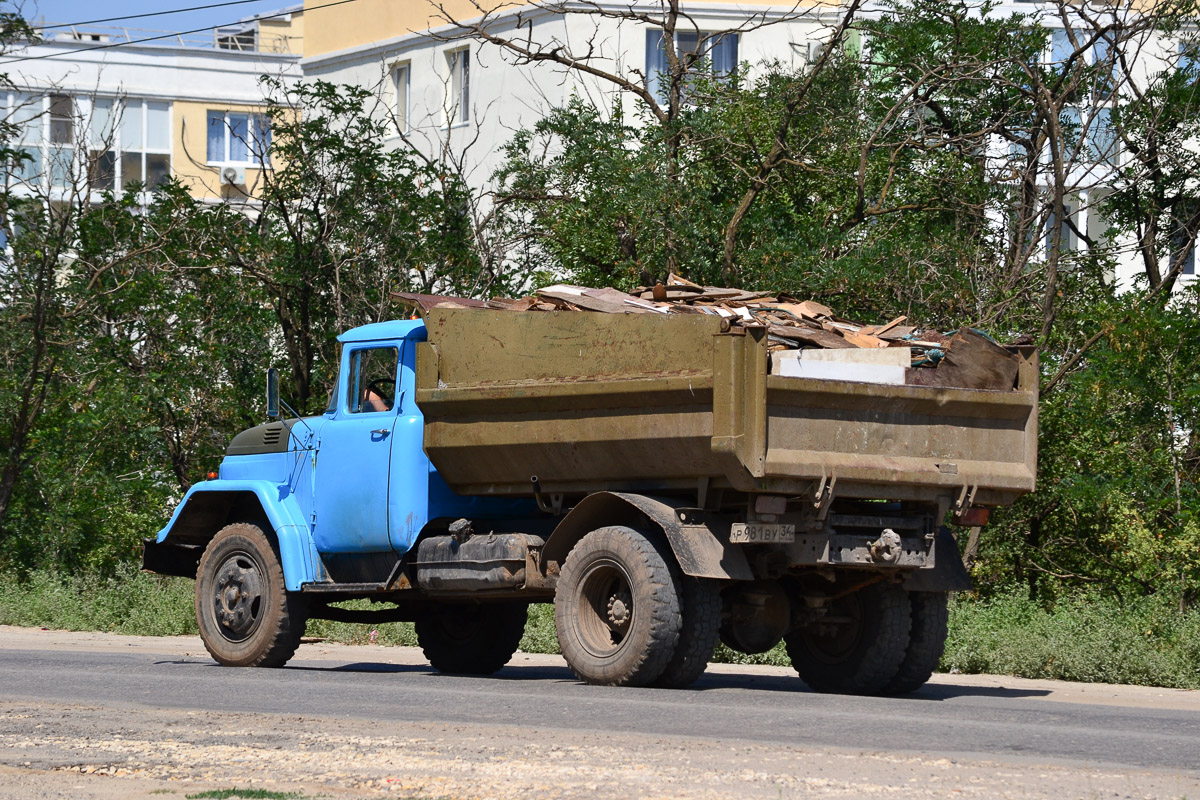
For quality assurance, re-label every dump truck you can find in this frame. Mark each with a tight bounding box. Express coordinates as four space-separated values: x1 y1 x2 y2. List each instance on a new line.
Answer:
144 303 1037 694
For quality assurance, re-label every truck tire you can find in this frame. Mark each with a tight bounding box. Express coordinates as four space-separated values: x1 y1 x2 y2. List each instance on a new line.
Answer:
195 522 308 668
884 591 950 694
653 577 721 689
415 602 528 675
555 526 682 687
784 582 911 695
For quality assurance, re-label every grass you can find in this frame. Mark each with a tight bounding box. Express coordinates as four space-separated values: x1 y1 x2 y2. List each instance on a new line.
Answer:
4 569 1200 689
942 588 1200 689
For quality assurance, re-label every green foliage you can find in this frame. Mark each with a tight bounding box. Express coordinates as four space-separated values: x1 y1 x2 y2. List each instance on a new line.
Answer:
981 287 1200 604
943 588 1200 689
304 600 418 647
247 78 484 412
519 603 559 654
0 184 271 574
0 566 196 635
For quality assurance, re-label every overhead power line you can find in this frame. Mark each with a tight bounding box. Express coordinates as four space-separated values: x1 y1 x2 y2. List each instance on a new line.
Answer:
0 0 357 65
39 0 279 31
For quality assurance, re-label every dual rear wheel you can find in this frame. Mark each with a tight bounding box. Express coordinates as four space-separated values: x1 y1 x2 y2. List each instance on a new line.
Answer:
785 583 949 695
554 526 720 688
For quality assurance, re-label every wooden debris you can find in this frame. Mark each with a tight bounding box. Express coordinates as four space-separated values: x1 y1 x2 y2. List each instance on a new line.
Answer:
841 329 889 349
398 282 1026 392
768 324 856 349
861 315 907 337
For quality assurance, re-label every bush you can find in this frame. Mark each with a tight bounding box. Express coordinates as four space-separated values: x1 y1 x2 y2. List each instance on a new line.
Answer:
0 566 196 635
943 588 1200 689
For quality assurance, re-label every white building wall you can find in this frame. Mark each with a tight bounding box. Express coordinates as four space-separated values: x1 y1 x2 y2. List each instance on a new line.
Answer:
301 3 840 193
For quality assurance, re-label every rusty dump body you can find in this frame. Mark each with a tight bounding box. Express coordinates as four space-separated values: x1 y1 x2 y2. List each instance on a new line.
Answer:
415 306 1037 510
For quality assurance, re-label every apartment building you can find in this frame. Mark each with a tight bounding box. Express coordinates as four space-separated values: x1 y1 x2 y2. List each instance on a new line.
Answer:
2 5 304 204
299 0 841 185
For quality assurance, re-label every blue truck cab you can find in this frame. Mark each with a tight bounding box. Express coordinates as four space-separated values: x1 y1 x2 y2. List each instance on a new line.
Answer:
145 319 550 673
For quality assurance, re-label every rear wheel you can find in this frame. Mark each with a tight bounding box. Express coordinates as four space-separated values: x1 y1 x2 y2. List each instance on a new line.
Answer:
555 526 682 687
784 581 911 695
416 602 529 675
195 522 308 668
884 591 950 694
653 577 721 689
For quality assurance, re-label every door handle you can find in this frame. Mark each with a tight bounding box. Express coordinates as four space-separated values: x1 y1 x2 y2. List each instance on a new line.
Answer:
371 428 391 436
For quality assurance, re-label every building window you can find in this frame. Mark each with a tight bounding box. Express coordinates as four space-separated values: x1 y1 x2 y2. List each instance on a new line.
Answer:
9 93 44 186
646 29 739 104
392 62 410 133
87 97 117 191
47 94 74 188
5 94 173 194
1179 41 1199 74
206 110 270 165
1184 245 1196 276
1051 28 1120 167
446 48 469 126
119 100 171 190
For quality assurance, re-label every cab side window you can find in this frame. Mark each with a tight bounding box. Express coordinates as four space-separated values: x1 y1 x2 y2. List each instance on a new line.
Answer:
348 346 399 414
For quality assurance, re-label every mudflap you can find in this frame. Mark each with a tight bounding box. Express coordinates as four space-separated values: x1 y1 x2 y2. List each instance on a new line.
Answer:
902 527 973 592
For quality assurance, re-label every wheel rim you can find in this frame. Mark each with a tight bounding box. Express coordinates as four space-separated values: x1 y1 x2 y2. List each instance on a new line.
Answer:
574 557 635 659
800 591 866 665
210 549 267 642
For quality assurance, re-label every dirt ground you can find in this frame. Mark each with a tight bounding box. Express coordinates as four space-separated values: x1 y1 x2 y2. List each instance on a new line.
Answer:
2 626 1198 800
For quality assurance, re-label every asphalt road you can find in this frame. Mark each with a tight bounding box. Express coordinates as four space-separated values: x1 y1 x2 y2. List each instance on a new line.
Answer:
1 628 1199 798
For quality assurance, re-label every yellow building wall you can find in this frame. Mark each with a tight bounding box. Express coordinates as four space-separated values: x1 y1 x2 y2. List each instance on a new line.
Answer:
172 100 271 201
260 10 305 55
303 0 835 58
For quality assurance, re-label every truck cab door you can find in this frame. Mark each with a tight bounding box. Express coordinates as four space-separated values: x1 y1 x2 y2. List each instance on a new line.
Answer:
311 343 401 553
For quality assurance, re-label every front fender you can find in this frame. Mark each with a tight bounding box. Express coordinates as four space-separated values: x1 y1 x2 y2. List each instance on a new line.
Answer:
154 480 322 590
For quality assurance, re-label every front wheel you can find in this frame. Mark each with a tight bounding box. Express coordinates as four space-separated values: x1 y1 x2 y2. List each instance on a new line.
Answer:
195 522 308 668
555 526 683 687
415 602 529 675
785 581 911 695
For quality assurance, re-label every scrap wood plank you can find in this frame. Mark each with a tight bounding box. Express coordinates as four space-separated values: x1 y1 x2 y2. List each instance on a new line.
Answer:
667 272 702 288
539 287 631 314
768 300 833 321
878 325 917 341
841 329 890 349
768 324 856 349
583 287 659 313
861 315 907 337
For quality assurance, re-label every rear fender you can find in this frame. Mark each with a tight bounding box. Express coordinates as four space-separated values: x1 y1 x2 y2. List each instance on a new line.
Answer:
542 492 752 580
149 480 322 590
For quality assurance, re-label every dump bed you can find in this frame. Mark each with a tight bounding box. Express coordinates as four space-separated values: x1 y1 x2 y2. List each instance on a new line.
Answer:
414 306 1037 507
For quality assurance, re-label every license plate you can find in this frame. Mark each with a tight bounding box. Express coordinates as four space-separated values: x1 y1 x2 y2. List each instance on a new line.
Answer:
730 522 795 544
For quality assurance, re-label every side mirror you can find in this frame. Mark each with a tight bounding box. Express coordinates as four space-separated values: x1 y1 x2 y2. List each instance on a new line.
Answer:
266 368 280 419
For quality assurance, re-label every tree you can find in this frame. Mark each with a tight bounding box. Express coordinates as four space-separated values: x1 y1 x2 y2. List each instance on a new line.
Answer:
229 78 483 412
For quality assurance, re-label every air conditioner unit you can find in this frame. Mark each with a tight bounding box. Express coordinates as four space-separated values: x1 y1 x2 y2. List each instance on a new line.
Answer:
220 166 245 185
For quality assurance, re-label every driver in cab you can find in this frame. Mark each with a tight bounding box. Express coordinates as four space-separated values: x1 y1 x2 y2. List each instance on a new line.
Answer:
362 382 393 412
